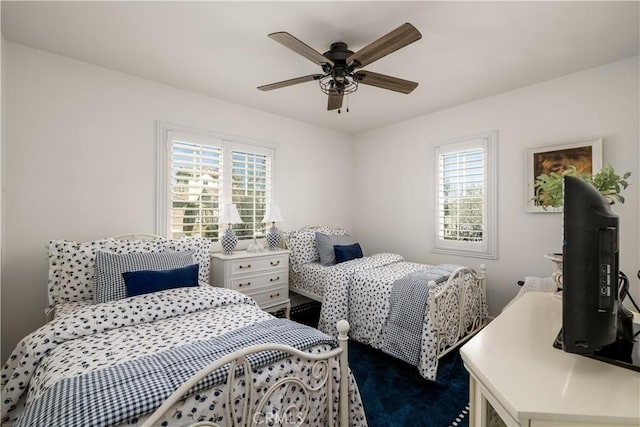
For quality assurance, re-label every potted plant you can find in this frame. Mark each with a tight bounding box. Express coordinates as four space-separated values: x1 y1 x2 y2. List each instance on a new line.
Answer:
534 164 630 288
533 164 631 210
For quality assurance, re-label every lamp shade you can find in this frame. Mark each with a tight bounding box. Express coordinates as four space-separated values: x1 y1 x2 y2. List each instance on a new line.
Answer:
219 204 242 225
261 205 284 223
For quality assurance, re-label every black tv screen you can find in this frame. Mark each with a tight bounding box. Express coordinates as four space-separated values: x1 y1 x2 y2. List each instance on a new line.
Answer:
562 175 619 354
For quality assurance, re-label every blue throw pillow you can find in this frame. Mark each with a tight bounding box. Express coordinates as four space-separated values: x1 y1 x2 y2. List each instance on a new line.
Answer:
334 243 364 264
123 264 200 297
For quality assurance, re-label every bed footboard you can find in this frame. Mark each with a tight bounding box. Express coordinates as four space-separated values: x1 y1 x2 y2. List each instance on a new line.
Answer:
427 265 487 359
142 320 351 427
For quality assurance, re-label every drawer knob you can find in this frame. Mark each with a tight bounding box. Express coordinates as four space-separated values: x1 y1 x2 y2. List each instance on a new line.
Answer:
270 277 280 282
270 260 280 266
270 293 280 298
239 282 251 287
239 264 251 269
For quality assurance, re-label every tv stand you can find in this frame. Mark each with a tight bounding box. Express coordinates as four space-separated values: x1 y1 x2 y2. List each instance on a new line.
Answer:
461 293 640 427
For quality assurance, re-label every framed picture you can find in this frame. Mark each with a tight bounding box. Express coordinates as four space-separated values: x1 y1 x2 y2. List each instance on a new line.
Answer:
526 137 602 212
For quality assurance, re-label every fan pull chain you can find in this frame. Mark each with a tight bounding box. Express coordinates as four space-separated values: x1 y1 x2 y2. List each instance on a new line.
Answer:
337 96 350 114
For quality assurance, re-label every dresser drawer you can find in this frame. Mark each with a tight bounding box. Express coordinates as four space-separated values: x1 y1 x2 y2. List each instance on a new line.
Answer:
230 272 286 292
248 283 288 307
230 254 287 275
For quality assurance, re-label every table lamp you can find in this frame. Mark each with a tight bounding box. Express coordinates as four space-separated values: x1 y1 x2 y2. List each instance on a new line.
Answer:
219 204 242 254
262 205 284 251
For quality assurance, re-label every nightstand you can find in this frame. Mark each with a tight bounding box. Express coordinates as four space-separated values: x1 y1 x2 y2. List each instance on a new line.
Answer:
211 249 290 318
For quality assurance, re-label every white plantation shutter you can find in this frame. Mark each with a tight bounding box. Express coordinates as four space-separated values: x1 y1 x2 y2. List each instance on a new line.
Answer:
433 131 497 259
158 124 274 242
438 148 484 242
170 140 222 240
230 147 272 240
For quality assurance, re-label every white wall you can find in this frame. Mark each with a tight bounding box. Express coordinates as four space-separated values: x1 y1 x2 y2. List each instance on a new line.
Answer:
352 57 640 317
1 42 354 360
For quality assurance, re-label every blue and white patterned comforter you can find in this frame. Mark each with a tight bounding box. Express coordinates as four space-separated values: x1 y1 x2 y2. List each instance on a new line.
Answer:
311 254 474 381
1 287 367 426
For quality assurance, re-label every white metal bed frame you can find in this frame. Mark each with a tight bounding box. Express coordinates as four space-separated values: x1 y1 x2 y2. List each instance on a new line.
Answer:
110 233 354 426
142 320 351 427
285 226 487 360
427 264 486 358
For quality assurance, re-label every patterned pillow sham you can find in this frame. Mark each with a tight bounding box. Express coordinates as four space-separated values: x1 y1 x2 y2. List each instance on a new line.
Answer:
94 250 195 303
46 238 166 310
315 232 355 266
165 237 211 283
285 227 350 272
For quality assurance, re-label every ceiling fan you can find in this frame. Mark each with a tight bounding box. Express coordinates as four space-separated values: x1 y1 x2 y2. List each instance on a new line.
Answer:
258 23 422 112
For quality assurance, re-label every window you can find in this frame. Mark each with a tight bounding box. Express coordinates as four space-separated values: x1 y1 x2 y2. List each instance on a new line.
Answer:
432 131 497 259
157 123 274 241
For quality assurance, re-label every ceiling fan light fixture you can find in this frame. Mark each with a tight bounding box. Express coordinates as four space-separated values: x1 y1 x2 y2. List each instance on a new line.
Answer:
318 73 358 95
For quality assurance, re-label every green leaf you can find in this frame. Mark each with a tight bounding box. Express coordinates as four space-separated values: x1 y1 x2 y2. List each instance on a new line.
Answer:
531 163 631 208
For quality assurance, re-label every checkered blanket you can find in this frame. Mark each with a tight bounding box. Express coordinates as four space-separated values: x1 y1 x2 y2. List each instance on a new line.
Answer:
15 318 336 427
381 265 460 366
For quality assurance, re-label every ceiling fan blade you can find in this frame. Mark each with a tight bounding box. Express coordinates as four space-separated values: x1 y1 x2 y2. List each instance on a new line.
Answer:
327 91 344 110
355 70 418 94
268 32 335 67
258 74 322 91
347 23 422 68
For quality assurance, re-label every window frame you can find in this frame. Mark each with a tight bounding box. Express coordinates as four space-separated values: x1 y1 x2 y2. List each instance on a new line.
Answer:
156 122 276 241
431 130 498 259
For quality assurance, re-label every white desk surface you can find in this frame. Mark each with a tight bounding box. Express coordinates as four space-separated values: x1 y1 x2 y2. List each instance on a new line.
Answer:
460 292 640 425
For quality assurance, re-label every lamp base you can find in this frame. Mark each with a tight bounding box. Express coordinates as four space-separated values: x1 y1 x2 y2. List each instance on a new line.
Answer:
266 226 280 251
221 228 238 254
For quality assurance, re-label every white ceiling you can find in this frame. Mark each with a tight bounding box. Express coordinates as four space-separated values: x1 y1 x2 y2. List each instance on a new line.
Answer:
2 1 639 135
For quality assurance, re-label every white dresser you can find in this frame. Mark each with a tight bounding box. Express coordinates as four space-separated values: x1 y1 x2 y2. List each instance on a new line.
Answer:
211 249 290 318
460 292 640 427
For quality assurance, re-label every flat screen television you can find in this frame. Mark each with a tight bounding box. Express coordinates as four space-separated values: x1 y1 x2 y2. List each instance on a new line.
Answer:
561 175 619 353
558 175 639 371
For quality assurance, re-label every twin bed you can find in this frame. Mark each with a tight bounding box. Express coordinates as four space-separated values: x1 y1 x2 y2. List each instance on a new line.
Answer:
286 226 488 380
1 236 365 426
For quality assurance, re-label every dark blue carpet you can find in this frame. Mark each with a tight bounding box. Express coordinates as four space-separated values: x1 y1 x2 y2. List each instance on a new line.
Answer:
288 302 470 427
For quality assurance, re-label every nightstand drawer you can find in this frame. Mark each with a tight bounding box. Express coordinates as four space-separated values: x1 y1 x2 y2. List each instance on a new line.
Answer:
248 283 288 307
230 272 286 292
230 254 287 275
